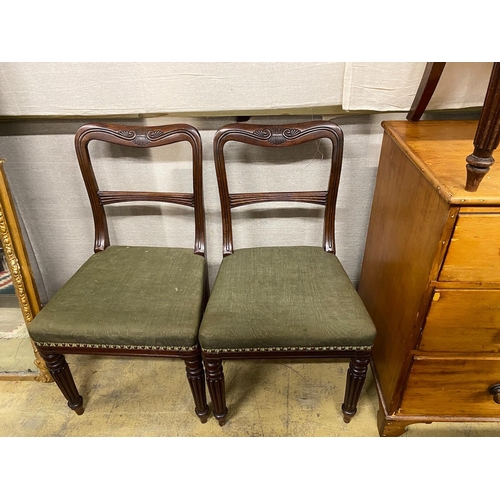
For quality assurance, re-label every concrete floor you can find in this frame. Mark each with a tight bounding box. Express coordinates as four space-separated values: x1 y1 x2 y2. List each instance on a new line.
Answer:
0 294 40 377
1 355 499 437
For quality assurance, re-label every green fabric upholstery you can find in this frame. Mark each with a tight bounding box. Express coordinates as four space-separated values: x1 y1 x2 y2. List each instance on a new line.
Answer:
199 246 376 351
28 246 206 348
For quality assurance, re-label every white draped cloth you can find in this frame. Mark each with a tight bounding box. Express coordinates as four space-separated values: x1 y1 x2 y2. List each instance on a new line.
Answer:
0 62 493 116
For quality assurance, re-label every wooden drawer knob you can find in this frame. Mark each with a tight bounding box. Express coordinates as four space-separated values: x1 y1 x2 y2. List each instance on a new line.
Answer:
489 383 500 404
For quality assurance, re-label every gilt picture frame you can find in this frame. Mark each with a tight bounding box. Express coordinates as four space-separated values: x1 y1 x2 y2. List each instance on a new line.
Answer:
0 159 52 382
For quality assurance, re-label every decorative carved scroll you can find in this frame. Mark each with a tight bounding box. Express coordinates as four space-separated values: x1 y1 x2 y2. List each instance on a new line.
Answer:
253 127 302 145
117 128 175 146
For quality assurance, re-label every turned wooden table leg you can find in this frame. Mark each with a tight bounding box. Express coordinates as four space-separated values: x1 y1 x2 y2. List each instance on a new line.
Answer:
203 356 228 426
41 352 84 415
465 62 500 192
183 351 210 423
342 354 370 423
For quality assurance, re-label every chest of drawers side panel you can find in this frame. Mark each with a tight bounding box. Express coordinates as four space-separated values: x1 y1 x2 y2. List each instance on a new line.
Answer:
358 131 450 413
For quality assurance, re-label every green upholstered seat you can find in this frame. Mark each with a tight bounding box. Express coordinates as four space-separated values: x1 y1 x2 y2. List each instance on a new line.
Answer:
199 246 376 352
29 246 207 349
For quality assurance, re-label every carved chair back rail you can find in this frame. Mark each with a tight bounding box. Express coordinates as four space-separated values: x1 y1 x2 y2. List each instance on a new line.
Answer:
75 123 205 255
214 122 343 256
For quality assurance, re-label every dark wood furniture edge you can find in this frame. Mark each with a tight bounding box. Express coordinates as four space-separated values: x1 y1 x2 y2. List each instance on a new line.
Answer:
406 62 446 122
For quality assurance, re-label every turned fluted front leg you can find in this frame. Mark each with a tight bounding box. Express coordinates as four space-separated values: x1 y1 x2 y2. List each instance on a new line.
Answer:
342 354 370 424
465 62 500 192
183 351 209 423
203 356 228 426
41 352 84 415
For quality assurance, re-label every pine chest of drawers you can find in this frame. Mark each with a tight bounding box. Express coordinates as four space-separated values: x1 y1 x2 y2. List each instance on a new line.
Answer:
358 120 500 436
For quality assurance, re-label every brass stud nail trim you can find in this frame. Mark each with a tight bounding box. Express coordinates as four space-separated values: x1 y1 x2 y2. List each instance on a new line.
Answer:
34 341 198 351
203 345 372 354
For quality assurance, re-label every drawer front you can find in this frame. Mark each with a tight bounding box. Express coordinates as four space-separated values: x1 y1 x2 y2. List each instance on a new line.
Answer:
439 212 500 283
419 289 500 352
399 357 500 417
